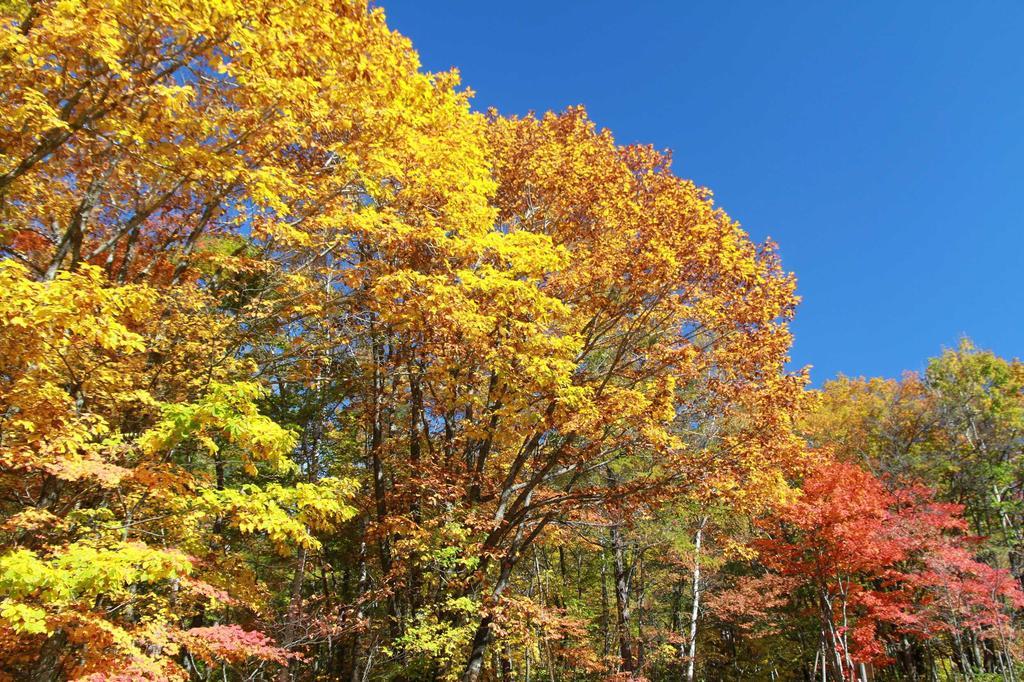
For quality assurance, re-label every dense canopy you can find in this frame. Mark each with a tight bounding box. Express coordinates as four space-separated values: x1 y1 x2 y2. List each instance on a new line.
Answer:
0 2 1021 681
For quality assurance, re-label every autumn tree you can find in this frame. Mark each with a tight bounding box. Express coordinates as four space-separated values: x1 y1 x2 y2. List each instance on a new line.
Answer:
749 461 1024 681
0 0 489 678
804 342 1024 580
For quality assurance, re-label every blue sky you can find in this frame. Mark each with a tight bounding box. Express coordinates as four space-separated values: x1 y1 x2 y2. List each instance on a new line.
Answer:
381 1 1024 384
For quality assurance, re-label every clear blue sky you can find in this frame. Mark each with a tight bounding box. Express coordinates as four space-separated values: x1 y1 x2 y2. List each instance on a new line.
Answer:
381 1 1024 384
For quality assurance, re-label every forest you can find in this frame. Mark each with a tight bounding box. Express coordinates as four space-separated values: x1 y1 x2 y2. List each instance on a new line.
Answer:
0 1 1022 680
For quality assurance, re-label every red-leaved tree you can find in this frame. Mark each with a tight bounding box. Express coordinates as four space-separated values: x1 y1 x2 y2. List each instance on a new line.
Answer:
754 462 1024 681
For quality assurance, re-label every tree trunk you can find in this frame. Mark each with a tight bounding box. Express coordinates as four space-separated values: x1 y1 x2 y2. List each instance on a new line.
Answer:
463 613 495 682
30 630 68 682
461 556 516 682
348 525 369 682
601 550 611 657
278 545 308 682
610 524 635 675
685 516 707 682
819 591 847 682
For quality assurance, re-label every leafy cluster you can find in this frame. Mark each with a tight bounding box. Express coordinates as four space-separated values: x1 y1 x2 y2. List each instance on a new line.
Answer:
0 2 1020 682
